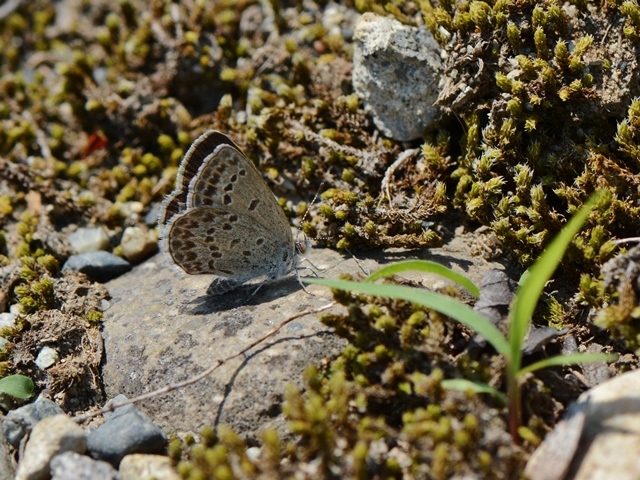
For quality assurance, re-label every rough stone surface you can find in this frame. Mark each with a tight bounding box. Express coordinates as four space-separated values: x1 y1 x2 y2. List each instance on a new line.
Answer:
68 227 111 254
353 12 443 141
62 251 132 282
15 414 87 480
102 235 505 441
50 451 119 480
0 431 15 480
525 368 640 480
119 454 181 480
87 408 167 467
2 398 64 447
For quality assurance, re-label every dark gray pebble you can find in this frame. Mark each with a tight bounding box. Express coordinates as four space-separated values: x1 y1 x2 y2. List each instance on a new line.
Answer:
51 451 120 480
2 397 64 447
87 406 167 467
63 251 131 282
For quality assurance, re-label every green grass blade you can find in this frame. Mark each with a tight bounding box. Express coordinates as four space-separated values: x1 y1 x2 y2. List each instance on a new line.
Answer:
518 352 618 377
509 191 603 373
441 378 507 405
305 278 510 355
0 374 34 399
365 260 481 298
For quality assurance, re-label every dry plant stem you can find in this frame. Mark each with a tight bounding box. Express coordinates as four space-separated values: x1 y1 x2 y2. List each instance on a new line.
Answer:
72 301 337 424
288 120 383 173
380 148 421 203
612 237 640 245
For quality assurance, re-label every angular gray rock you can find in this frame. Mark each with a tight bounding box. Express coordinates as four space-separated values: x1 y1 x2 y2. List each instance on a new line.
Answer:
87 407 167 467
353 12 443 141
62 251 131 282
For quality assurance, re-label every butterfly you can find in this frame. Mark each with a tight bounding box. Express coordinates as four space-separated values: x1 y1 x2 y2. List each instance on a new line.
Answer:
157 131 300 295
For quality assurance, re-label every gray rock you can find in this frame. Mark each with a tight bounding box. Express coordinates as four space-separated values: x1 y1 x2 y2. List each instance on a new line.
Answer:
50 451 119 480
87 408 167 467
62 251 131 282
0 431 15 480
3 398 64 447
525 368 640 480
15 414 86 480
353 12 443 141
0 312 16 330
119 454 180 480
101 235 505 441
68 227 111 254
102 395 136 421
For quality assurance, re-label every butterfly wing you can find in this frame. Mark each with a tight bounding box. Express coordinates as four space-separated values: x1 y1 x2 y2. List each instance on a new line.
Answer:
187 142 293 245
162 206 296 281
158 131 245 227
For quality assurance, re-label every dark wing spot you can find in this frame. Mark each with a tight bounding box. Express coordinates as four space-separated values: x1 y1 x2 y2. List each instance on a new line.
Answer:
210 252 222 258
224 183 233 192
243 251 251 256
222 223 232 230
230 174 238 182
230 239 240 247
248 199 260 211
238 169 247 176
256 238 265 245
209 245 220 251
224 194 232 205
228 215 238 222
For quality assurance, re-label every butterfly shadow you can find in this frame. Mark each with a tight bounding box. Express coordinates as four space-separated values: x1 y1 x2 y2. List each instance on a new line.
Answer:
182 274 305 315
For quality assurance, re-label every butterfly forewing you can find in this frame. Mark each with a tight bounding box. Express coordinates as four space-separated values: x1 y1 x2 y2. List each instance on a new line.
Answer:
187 144 293 245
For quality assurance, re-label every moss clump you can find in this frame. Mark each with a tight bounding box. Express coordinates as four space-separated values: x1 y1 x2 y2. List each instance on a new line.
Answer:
414 0 640 275
176 287 524 478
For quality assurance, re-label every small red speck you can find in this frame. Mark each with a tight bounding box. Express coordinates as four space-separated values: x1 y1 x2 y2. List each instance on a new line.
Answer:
83 132 108 157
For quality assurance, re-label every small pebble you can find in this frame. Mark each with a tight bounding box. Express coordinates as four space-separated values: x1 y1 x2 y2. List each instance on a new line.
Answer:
50 451 119 480
120 227 158 263
119 454 181 480
15 414 87 480
68 227 111 254
87 406 167 467
35 347 59 370
62 251 131 282
0 312 16 330
144 204 160 227
2 398 64 447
